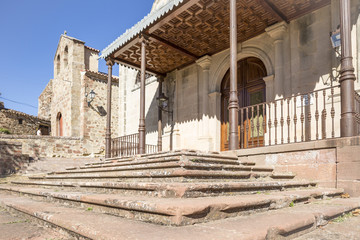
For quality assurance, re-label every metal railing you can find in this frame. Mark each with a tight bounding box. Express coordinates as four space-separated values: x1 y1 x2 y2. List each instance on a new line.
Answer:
237 85 341 148
111 133 158 157
355 91 360 135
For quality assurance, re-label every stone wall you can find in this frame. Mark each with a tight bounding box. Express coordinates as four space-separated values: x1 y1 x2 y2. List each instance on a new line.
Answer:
38 79 53 121
0 109 49 136
0 135 85 158
234 136 360 197
80 70 119 154
0 141 29 176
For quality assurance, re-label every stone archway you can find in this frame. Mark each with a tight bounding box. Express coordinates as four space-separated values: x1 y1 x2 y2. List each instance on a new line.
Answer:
210 46 274 151
220 57 267 151
56 112 63 137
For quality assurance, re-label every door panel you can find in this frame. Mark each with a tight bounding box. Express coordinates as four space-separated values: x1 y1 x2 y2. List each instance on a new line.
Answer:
221 57 266 151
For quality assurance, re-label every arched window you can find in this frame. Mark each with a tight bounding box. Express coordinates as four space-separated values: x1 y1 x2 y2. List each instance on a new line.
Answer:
64 46 68 67
56 54 61 75
56 112 63 136
135 71 153 85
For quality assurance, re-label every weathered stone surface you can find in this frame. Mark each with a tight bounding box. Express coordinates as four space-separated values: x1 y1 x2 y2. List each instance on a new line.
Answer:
295 211 360 240
0 194 359 240
0 185 343 226
9 180 317 198
0 141 29 176
0 206 71 240
0 106 50 136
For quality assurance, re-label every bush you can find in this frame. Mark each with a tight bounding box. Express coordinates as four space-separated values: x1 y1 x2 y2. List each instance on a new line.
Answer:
0 128 11 134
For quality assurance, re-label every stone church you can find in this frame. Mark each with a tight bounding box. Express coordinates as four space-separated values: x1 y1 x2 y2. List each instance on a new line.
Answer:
38 0 360 158
38 34 119 155
2 0 360 237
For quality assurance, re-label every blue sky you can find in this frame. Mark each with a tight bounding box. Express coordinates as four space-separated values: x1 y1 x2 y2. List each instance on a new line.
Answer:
0 0 154 116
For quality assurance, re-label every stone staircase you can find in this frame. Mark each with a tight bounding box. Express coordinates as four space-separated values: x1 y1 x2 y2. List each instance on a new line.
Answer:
0 150 359 239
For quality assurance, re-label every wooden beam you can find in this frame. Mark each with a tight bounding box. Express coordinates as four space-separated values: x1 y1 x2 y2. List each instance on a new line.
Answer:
148 34 198 59
262 0 289 24
114 58 165 77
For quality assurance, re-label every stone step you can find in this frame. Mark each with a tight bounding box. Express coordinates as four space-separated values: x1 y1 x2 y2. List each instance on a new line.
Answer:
0 186 343 226
9 180 317 198
28 169 294 182
55 161 273 176
132 150 237 161
239 161 256 166
88 151 238 167
81 154 240 171
1 194 358 240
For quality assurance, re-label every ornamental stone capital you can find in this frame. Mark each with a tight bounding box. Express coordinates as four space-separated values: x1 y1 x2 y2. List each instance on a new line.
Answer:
263 74 275 83
196 55 212 70
106 58 115 67
265 21 288 41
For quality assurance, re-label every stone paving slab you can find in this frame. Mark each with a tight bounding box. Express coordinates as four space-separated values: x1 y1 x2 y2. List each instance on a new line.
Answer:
0 195 359 240
0 206 70 240
295 212 360 240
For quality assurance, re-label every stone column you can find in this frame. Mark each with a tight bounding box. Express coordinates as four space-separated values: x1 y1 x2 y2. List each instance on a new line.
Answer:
266 22 288 99
263 75 275 102
105 58 115 159
229 0 239 150
339 0 356 137
196 55 212 137
138 36 147 154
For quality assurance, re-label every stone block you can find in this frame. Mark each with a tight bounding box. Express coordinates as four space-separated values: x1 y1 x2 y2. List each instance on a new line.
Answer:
337 161 360 181
337 180 360 197
336 145 360 163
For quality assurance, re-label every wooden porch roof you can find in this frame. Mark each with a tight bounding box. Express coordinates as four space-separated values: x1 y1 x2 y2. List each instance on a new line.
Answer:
101 0 330 76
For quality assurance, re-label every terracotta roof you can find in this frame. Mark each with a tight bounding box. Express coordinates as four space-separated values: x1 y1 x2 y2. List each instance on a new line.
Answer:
85 70 119 82
85 45 100 53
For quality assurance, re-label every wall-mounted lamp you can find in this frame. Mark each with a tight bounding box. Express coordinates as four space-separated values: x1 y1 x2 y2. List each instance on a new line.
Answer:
157 92 173 120
330 25 341 56
85 88 96 107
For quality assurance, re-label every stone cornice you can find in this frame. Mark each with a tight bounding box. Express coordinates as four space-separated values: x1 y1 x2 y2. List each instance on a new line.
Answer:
265 21 288 41
196 55 212 70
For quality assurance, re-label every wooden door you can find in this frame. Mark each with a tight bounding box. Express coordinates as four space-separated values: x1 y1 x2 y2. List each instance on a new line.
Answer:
221 57 266 151
57 113 63 137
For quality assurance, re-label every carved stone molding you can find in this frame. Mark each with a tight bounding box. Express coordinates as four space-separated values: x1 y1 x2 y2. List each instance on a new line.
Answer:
196 55 212 70
265 21 288 41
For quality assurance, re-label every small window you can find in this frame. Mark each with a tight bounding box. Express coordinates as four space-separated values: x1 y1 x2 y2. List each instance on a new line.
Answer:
135 71 153 84
56 54 61 75
18 119 23 124
64 46 68 66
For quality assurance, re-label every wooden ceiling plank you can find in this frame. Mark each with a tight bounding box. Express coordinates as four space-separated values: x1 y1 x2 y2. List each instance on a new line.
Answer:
113 38 140 59
148 0 202 34
148 34 198 59
261 0 289 23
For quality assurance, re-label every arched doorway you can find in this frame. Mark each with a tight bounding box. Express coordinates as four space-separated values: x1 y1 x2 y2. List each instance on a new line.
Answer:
56 112 63 136
221 57 267 151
